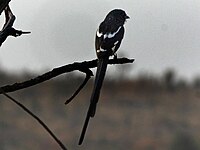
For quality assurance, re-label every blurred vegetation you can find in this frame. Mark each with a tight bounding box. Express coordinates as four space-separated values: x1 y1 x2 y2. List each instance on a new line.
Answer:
0 68 200 150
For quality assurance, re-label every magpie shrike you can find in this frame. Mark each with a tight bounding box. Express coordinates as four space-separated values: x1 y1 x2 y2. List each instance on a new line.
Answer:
79 9 129 145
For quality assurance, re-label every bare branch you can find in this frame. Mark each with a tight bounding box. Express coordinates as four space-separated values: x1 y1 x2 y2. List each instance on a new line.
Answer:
0 5 30 46
0 58 134 94
0 0 10 14
0 88 68 150
65 73 92 105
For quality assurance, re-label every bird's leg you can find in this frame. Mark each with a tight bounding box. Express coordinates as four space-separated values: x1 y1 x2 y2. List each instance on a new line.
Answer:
113 53 118 60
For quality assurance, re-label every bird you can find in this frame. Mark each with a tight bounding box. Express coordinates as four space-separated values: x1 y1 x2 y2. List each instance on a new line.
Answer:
78 9 129 145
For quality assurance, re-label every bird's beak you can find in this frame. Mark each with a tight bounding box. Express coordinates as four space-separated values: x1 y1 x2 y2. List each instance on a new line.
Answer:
126 15 130 19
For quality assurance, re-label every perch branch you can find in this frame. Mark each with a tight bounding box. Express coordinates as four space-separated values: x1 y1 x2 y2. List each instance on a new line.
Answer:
0 58 134 94
0 89 68 150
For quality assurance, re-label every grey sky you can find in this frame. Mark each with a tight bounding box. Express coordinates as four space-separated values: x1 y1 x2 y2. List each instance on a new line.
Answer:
0 0 199 80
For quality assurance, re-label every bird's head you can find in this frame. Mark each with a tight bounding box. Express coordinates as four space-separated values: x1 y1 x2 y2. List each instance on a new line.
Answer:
105 9 130 26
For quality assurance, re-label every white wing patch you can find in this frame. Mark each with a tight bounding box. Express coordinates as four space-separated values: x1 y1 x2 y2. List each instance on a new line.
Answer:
114 41 119 45
112 41 119 51
96 29 103 37
104 26 122 39
97 49 107 53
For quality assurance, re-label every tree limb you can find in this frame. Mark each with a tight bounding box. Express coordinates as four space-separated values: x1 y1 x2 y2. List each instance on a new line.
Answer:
0 5 30 46
0 0 10 14
0 89 68 150
0 57 134 94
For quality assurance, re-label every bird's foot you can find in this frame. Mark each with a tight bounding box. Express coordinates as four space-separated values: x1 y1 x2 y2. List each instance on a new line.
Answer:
113 53 118 60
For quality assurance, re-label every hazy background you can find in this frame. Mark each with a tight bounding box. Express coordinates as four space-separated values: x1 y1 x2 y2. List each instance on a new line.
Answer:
0 0 199 79
0 68 200 150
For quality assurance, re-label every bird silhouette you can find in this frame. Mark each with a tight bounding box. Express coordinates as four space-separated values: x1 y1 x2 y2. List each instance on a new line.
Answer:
79 9 129 145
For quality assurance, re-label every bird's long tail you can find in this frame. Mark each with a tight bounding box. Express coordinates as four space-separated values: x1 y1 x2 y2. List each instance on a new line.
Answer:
78 55 109 145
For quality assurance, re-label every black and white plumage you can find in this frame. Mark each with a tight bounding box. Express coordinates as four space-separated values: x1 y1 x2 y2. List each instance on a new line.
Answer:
79 9 129 145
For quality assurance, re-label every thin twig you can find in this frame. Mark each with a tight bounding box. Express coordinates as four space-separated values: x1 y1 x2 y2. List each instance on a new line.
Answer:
65 73 92 105
0 88 68 150
0 5 30 46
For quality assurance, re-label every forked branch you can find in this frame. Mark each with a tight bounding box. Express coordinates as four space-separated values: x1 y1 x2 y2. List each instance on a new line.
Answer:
0 5 30 46
0 58 134 94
